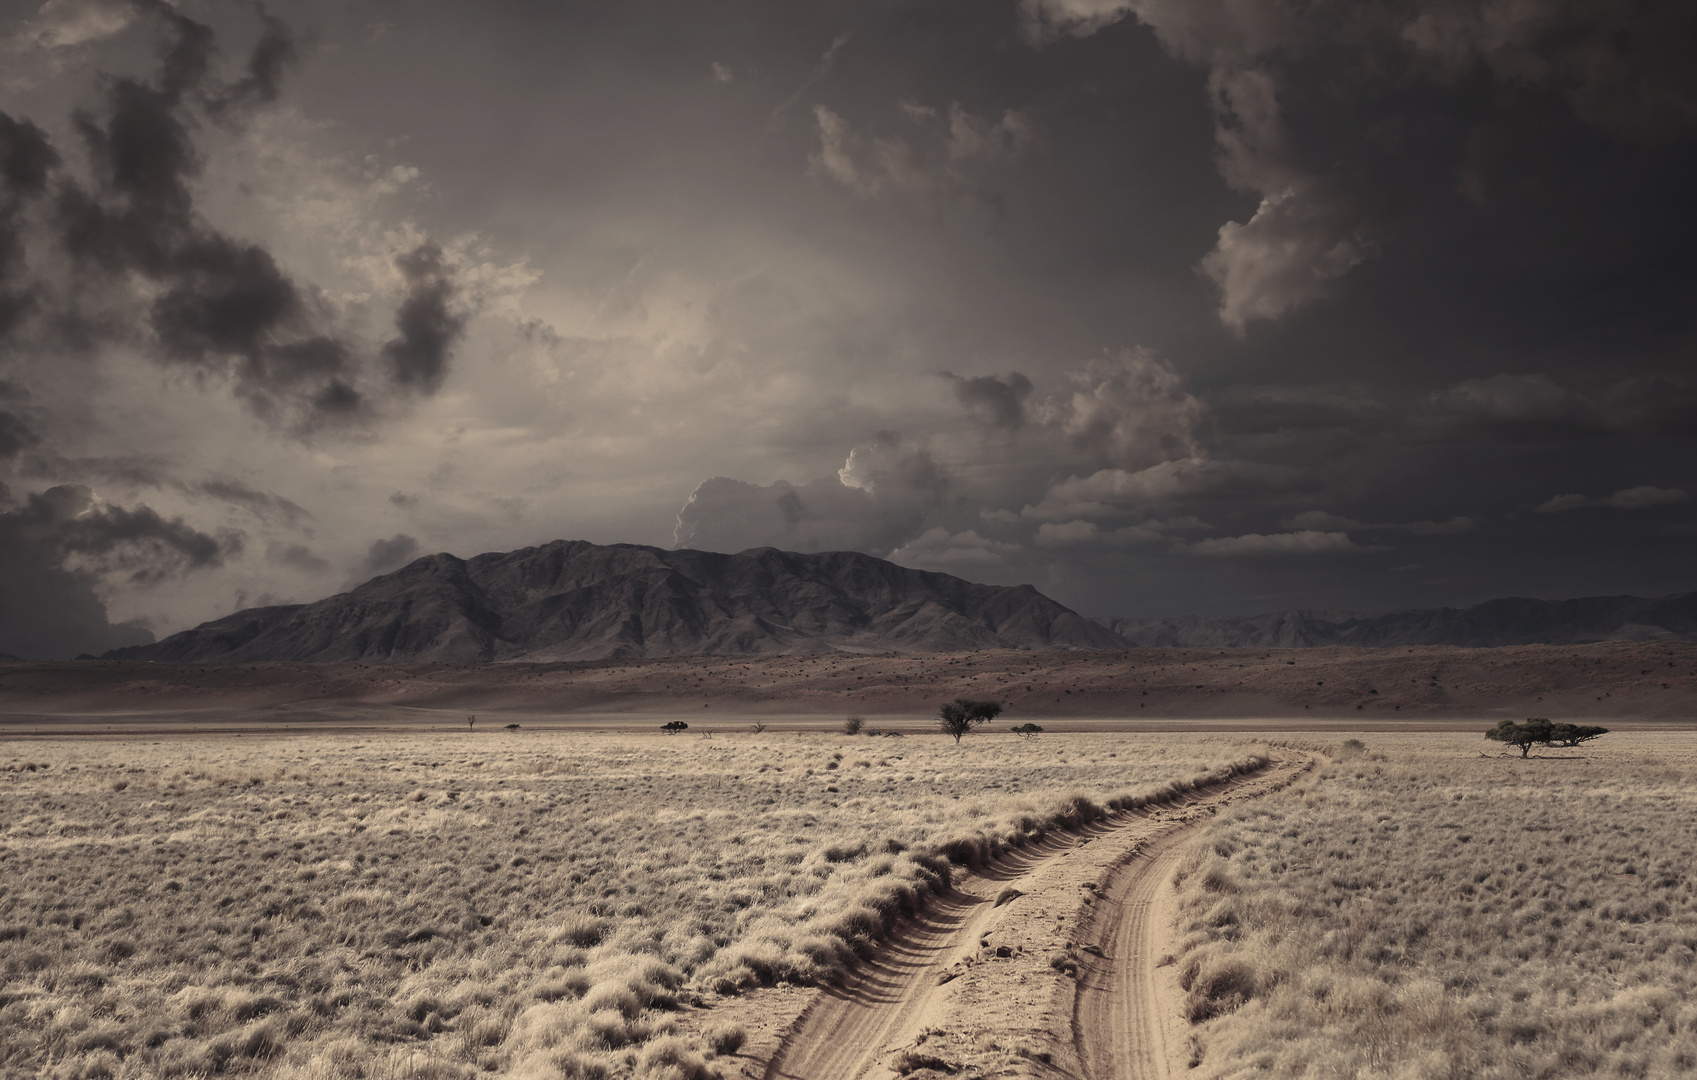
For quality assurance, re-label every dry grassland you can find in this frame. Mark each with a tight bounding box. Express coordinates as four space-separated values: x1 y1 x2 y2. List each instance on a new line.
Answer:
1 728 1266 1080
1172 732 1697 1079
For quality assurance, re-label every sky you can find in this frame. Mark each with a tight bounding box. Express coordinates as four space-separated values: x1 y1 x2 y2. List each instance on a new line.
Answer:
0 0 1694 658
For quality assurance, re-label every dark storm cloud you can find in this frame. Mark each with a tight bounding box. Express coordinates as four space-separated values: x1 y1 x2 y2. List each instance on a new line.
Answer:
0 112 57 339
382 243 464 394
361 533 420 577
266 540 329 573
1023 0 1697 331
206 5 300 116
49 5 368 429
0 484 233 658
0 3 462 445
188 478 311 528
945 371 1032 430
0 410 36 459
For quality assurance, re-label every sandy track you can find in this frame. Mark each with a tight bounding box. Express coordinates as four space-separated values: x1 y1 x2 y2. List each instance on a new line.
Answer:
758 756 1312 1080
761 836 1071 1080
1072 835 1190 1080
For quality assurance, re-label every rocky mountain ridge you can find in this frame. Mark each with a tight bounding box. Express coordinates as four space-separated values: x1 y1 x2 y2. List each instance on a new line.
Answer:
106 541 1124 662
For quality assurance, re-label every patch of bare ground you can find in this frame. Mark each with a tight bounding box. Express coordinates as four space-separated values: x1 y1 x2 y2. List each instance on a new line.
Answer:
4 640 1696 725
1169 733 1697 1077
0 730 1269 1079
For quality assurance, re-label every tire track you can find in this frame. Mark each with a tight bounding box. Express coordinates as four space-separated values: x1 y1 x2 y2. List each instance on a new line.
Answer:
757 756 1312 1080
1071 833 1190 1080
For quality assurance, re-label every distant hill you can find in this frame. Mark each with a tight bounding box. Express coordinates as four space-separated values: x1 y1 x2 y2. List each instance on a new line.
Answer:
1101 592 1697 648
105 541 1125 662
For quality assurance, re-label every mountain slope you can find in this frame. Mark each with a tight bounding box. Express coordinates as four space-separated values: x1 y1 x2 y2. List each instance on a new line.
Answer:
1101 592 1697 648
106 541 1127 662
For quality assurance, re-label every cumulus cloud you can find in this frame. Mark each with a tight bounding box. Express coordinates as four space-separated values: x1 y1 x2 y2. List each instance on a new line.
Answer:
1023 457 1303 521
0 484 234 658
1020 0 1697 329
1033 519 1160 547
1199 180 1378 333
1282 510 1477 535
1052 348 1205 468
9 0 135 51
676 435 950 557
1535 486 1690 513
810 100 1036 207
1187 529 1360 557
888 527 1020 569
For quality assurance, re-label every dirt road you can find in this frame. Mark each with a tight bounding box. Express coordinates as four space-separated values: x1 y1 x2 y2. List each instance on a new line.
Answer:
1072 833 1193 1080
757 754 1314 1080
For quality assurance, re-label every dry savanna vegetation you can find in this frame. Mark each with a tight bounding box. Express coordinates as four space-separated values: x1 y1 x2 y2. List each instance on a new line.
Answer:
5 639 1694 720
1172 732 1697 1079
0 728 1268 1080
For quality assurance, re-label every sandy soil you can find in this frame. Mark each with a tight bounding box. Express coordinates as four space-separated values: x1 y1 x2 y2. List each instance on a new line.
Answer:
3 641 1694 733
682 753 1316 1080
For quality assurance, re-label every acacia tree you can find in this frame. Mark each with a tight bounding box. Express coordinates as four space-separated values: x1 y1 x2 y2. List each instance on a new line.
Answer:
1549 722 1610 747
1486 717 1608 757
938 699 1003 743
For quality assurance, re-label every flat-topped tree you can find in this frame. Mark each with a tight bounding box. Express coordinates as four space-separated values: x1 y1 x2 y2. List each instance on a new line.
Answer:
1550 723 1610 748
938 699 1003 743
1486 717 1608 757
1487 717 1553 757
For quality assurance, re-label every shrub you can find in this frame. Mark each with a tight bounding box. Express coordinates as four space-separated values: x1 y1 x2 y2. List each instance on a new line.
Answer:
842 716 865 736
705 1023 746 1056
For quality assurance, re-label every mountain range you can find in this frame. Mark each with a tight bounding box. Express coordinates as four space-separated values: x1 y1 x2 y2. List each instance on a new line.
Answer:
1099 592 1697 648
100 538 1697 663
105 541 1124 662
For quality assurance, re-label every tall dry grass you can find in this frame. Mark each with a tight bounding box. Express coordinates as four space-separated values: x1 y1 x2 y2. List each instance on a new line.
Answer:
1171 732 1697 1079
2 729 1263 1079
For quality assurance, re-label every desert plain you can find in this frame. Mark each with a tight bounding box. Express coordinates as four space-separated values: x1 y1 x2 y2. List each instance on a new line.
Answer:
4 643 1696 1080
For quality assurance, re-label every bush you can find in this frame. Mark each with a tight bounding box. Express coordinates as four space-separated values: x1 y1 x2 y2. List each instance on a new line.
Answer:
705 1023 746 1056
842 716 865 735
